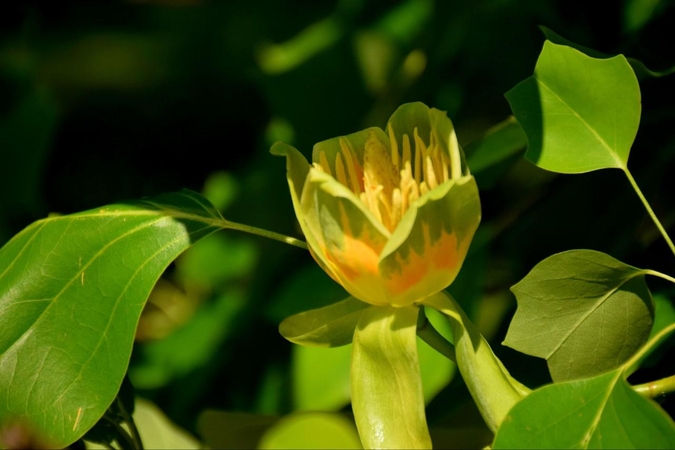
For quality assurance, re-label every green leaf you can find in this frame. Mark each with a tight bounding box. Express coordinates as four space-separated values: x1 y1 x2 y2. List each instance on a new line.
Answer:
279 297 369 347
0 190 222 446
493 325 675 449
505 41 641 173
493 370 675 449
505 249 654 382
258 412 361 449
351 305 431 449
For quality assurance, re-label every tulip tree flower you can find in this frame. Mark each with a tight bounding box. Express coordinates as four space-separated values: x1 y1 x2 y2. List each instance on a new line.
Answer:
273 103 528 449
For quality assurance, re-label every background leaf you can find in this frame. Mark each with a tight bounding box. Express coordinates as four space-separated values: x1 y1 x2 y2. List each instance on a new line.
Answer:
292 344 352 411
0 190 221 446
258 412 361 449
504 250 654 382
505 41 641 173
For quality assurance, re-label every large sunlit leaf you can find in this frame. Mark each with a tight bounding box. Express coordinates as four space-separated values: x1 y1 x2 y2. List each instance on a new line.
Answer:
494 325 675 449
504 250 654 382
506 41 641 173
0 190 223 446
351 305 431 449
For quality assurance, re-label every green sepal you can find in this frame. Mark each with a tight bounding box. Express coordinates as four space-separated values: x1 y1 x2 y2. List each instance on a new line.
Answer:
423 291 529 433
279 296 369 348
351 305 431 449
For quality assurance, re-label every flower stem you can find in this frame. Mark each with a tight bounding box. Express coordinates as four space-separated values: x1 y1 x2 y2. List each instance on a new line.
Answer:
416 308 456 363
633 374 675 399
222 220 308 250
623 167 675 259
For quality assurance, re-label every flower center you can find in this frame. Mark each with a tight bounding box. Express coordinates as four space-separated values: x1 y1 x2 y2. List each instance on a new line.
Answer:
315 124 461 233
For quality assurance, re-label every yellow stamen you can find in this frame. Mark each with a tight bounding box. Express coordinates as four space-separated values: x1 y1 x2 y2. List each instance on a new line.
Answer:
326 123 456 232
339 138 362 195
319 151 332 176
388 124 399 170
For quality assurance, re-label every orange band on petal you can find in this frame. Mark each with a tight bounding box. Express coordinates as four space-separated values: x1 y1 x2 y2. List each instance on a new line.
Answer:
385 226 460 296
325 203 384 282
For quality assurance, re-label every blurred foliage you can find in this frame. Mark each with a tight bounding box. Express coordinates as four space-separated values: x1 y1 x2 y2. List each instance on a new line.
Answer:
1 0 675 447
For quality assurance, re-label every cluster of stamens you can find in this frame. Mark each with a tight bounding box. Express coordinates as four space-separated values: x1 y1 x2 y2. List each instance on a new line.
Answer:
314 125 462 232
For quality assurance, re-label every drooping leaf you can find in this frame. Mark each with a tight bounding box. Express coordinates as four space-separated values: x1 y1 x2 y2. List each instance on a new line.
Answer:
423 292 528 433
494 325 675 449
506 41 641 173
279 297 369 347
0 190 223 446
504 249 654 382
351 305 431 449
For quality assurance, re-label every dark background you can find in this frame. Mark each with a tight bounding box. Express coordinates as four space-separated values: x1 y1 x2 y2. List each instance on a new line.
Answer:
2 0 674 447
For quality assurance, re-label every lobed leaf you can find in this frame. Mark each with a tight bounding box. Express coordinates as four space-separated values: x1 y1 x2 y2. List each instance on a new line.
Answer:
506 41 641 173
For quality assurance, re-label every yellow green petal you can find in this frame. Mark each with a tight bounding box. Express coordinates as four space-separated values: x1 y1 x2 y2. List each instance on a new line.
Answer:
378 176 481 306
300 169 392 305
351 305 431 449
271 142 334 276
312 127 390 170
279 296 369 348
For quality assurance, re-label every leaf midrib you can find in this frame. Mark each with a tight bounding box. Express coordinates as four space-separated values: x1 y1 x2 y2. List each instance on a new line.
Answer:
535 76 624 169
546 272 643 359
